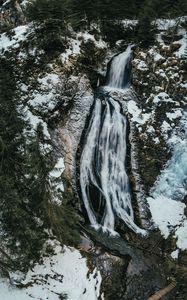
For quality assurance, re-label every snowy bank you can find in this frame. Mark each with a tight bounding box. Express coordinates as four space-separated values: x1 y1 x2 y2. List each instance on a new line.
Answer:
0 242 102 300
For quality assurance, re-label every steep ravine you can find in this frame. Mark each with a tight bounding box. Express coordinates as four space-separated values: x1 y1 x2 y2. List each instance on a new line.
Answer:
0 2 187 298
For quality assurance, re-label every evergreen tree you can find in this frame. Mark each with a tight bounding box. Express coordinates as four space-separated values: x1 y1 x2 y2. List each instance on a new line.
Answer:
0 58 80 269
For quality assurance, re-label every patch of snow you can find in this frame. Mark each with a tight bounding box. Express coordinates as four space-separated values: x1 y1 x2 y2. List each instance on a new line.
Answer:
122 19 138 28
29 91 57 111
153 92 174 104
23 106 50 138
61 38 81 64
153 137 160 144
148 48 165 63
175 220 187 250
78 31 107 49
148 196 185 238
20 83 28 92
49 157 65 203
155 69 168 79
0 25 29 52
28 73 61 112
166 110 182 121
38 73 60 87
161 120 171 134
180 82 187 89
61 31 107 64
0 243 102 300
147 125 155 134
49 158 65 178
127 100 151 125
174 33 187 58
154 17 186 30
135 59 148 71
154 53 165 62
171 249 179 259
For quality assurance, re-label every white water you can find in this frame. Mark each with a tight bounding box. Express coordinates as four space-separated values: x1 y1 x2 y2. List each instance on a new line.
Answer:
80 46 147 236
107 45 133 88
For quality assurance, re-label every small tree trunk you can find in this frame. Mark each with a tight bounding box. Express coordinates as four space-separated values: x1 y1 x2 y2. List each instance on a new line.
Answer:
147 279 176 300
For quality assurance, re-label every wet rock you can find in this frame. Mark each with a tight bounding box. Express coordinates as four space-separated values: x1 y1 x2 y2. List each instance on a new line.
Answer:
57 74 94 186
170 42 182 52
178 250 187 268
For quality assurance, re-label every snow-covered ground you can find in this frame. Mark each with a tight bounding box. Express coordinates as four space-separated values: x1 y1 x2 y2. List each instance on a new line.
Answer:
0 25 31 53
60 31 107 65
0 241 103 300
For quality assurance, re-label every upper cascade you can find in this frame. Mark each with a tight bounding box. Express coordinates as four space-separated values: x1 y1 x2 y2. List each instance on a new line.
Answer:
106 45 133 89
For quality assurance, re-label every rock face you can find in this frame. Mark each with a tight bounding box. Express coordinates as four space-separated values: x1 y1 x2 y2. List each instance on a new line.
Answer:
57 75 94 186
0 0 26 28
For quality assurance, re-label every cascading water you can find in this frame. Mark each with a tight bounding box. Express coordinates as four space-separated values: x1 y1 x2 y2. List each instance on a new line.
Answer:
106 45 132 88
80 45 147 236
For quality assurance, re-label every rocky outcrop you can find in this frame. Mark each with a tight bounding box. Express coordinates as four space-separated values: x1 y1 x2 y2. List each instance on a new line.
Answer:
57 75 94 186
0 0 26 29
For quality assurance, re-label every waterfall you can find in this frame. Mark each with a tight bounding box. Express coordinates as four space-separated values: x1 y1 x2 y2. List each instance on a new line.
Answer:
80 46 147 236
106 45 133 89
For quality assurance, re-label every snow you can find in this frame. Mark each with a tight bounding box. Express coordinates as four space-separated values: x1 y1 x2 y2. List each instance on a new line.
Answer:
127 100 151 125
153 92 174 104
175 220 187 250
148 48 165 63
78 32 107 49
147 125 155 133
166 110 182 121
153 137 159 144
122 19 138 28
0 242 102 300
148 196 185 238
154 53 165 62
61 38 81 64
49 158 65 178
61 31 107 64
29 92 57 111
20 83 28 92
28 73 61 112
49 158 65 202
0 25 29 52
174 33 187 58
38 73 60 87
180 82 187 89
154 17 187 30
134 59 148 71
161 120 171 133
23 107 50 138
155 69 168 79
171 249 179 259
